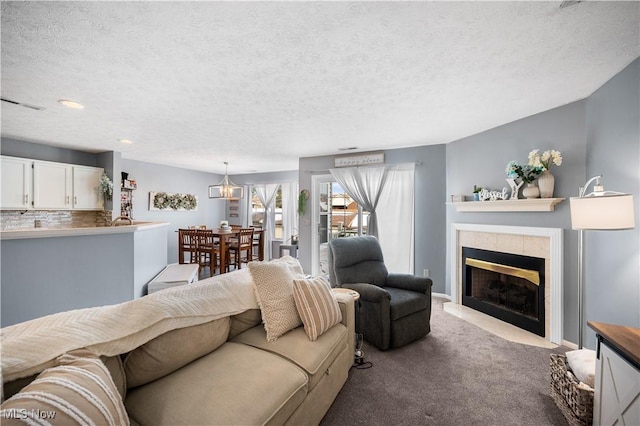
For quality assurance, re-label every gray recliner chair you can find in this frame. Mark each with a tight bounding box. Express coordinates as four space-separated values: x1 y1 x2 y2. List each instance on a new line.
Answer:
328 236 432 350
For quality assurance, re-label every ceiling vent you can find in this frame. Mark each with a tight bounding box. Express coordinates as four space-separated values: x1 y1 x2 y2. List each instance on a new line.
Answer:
559 1 582 9
1 97 46 111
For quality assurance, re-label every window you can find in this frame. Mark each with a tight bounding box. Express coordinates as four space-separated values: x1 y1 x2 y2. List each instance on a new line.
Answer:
330 183 369 239
251 186 283 239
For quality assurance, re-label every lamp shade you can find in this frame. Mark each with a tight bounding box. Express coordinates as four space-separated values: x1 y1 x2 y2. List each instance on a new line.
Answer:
570 194 635 230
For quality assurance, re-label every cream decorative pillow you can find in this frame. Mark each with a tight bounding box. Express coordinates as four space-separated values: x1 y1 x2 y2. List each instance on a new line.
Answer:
0 349 129 426
293 277 342 341
248 260 304 342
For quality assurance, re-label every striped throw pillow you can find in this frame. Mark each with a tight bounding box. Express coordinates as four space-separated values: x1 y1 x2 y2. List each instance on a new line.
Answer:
0 349 129 426
292 277 342 341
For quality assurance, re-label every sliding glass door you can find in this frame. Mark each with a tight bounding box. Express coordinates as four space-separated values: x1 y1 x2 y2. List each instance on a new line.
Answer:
311 174 368 276
313 163 415 275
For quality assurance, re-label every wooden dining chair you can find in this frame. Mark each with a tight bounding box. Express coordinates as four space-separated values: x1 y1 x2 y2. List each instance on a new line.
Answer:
178 229 198 265
228 228 254 270
195 229 221 277
251 227 263 261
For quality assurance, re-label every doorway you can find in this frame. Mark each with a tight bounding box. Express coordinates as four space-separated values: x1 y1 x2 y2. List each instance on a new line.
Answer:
311 174 369 276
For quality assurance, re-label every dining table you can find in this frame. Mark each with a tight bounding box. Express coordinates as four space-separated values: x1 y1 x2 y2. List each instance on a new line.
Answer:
204 228 265 275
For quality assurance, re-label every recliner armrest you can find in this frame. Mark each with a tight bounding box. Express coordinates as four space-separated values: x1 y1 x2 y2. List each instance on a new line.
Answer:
341 283 390 303
385 274 432 294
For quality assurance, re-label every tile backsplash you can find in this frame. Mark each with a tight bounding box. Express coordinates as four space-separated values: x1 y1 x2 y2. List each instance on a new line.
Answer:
1 210 112 230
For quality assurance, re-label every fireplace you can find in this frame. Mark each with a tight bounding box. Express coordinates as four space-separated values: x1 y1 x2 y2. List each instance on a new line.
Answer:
462 247 545 336
450 223 563 344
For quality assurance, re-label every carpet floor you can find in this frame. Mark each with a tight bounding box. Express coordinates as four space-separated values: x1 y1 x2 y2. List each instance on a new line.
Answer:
320 297 569 426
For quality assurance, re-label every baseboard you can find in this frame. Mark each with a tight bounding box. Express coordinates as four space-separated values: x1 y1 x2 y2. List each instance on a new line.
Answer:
561 339 578 350
433 292 451 301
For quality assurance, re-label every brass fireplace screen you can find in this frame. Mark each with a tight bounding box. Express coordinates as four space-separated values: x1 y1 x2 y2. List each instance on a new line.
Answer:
464 258 540 286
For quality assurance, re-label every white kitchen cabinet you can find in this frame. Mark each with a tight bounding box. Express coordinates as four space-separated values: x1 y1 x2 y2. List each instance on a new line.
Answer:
1 156 32 209
33 160 73 209
589 322 640 426
72 166 104 210
1 155 104 211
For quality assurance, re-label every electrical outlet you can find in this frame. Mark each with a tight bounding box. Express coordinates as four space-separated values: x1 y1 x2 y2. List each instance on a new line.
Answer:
34 220 42 228
423 268 430 278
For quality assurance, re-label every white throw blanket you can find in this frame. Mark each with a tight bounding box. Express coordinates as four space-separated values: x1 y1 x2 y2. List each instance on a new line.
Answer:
1 269 259 383
566 348 596 388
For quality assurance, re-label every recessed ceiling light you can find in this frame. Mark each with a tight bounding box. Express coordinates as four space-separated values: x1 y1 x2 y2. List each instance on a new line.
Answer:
58 99 84 109
118 138 134 145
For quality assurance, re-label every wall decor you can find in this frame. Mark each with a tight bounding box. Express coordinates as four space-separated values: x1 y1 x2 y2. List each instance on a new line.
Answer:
478 188 509 201
149 191 198 211
334 151 384 168
505 178 523 200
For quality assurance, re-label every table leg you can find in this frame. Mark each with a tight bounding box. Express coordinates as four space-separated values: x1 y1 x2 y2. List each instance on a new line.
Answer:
219 235 228 274
258 232 265 261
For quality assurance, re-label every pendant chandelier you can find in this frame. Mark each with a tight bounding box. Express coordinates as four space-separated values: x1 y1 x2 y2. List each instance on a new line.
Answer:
208 162 244 199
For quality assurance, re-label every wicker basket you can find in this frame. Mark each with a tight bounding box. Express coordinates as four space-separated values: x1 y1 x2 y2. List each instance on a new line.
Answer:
550 353 594 426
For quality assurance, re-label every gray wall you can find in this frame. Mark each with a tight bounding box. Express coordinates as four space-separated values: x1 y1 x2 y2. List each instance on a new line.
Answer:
134 227 171 298
298 144 447 292
233 170 299 185
1 137 98 166
583 58 639 348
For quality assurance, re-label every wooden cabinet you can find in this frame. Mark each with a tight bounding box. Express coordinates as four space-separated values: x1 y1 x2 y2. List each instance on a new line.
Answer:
33 160 73 209
1 155 104 211
589 322 640 426
1 156 31 209
72 166 104 210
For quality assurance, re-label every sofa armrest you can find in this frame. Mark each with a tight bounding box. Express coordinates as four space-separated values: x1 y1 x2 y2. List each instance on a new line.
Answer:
334 293 355 356
385 274 432 295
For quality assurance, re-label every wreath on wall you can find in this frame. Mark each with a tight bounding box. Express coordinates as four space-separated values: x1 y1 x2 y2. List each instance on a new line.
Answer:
181 194 197 210
151 192 198 211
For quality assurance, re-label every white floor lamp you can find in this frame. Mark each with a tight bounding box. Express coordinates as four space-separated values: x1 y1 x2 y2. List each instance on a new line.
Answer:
569 175 636 349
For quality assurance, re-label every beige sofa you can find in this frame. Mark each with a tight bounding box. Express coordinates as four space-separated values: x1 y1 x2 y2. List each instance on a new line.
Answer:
1 257 355 425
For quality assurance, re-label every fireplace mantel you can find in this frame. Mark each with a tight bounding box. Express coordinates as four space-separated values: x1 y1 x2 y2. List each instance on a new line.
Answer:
450 198 564 212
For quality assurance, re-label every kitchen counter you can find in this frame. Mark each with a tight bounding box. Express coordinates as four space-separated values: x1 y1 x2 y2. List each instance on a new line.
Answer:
0 221 170 240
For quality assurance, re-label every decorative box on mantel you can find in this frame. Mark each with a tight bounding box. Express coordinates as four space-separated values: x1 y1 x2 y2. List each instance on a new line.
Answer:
450 198 565 212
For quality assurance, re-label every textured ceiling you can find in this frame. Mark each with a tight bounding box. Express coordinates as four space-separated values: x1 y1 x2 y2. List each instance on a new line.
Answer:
1 1 638 174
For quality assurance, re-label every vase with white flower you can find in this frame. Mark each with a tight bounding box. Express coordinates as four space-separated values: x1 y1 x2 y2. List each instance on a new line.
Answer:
505 160 543 199
528 149 562 198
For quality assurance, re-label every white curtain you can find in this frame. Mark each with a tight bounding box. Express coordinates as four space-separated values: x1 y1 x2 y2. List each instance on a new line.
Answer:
376 163 415 274
330 164 414 274
281 181 298 245
330 166 389 238
254 183 279 260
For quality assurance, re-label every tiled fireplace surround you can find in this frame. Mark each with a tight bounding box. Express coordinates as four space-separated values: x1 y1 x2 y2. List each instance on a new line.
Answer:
450 223 563 345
